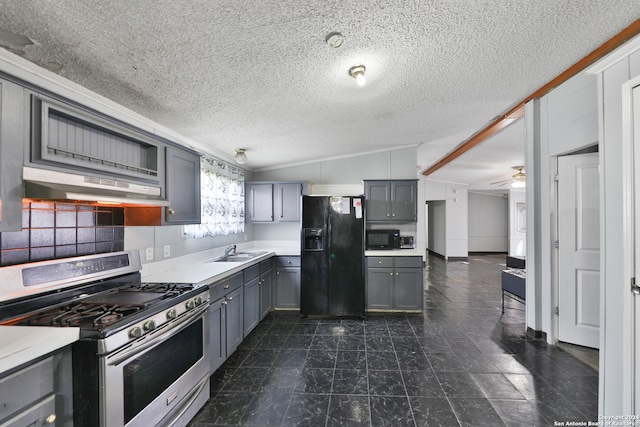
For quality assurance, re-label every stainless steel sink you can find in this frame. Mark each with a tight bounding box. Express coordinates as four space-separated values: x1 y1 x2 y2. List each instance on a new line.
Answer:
206 251 269 263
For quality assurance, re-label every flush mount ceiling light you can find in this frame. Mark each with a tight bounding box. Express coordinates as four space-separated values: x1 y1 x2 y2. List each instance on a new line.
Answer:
235 149 247 165
510 167 526 188
348 65 366 86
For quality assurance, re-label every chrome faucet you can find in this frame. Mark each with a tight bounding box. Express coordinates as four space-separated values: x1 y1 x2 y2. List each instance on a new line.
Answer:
224 244 237 256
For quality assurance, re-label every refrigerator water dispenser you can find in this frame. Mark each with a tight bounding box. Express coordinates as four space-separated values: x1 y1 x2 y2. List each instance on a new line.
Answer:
303 228 324 251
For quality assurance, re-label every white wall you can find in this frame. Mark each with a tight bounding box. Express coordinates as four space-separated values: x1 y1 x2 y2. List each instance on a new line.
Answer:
468 192 508 252
425 179 468 259
428 201 446 256
253 147 421 242
526 71 599 341
586 39 640 416
509 189 527 256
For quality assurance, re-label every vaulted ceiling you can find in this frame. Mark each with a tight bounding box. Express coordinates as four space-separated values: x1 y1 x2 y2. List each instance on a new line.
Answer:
0 1 638 187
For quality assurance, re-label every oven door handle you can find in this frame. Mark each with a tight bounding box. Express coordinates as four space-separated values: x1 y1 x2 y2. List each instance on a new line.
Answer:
108 304 208 366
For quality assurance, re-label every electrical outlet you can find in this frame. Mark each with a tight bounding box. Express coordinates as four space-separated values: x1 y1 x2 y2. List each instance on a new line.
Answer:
145 247 154 261
163 245 170 258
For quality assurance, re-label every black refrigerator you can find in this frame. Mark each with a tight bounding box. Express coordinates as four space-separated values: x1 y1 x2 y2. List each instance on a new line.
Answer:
301 195 365 317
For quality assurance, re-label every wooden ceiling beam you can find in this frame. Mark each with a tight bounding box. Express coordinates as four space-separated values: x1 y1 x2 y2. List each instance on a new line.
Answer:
422 18 640 177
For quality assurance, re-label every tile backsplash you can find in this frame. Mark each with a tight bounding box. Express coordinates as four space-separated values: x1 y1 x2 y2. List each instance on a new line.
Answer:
0 202 124 267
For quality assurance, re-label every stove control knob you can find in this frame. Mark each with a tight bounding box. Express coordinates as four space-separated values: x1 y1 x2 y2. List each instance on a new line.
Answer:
185 300 195 310
129 326 142 338
167 309 177 319
143 320 156 331
195 296 203 306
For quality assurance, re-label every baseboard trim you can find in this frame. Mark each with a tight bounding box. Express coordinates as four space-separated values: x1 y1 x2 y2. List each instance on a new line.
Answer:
526 327 547 340
447 256 469 262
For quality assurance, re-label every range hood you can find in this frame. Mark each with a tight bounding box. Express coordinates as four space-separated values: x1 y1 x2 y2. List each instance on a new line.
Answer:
23 166 170 207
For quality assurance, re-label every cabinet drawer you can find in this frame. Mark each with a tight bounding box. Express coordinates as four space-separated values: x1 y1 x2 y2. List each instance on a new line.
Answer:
260 258 273 274
243 264 260 282
0 357 54 423
276 256 300 268
394 256 422 268
367 257 393 268
0 394 55 427
209 272 243 301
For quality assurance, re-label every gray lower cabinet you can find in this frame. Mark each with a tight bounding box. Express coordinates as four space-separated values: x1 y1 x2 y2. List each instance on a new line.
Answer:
0 348 73 427
366 256 423 311
275 256 300 309
366 267 394 310
209 273 244 375
259 259 273 319
208 297 226 374
0 78 25 232
225 286 244 356
243 265 260 337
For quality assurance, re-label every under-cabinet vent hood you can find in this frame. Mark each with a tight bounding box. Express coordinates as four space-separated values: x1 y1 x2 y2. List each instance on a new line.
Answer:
23 166 170 207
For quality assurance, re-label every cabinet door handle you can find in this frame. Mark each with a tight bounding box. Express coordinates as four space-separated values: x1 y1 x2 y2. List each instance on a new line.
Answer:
226 296 233 301
45 414 56 424
224 285 230 289
396 273 399 276
389 273 393 276
276 272 280 275
378 261 382 264
168 208 176 215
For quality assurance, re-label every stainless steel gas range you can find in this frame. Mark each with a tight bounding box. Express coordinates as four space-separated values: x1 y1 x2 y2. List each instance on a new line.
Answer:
0 250 210 427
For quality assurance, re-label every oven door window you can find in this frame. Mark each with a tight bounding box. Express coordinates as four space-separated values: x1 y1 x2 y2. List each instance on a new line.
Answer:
123 319 203 424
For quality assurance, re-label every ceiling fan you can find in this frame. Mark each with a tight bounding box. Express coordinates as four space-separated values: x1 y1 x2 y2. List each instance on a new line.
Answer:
490 166 526 188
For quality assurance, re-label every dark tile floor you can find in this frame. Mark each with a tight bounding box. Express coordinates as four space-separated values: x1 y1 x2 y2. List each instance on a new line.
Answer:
189 254 598 426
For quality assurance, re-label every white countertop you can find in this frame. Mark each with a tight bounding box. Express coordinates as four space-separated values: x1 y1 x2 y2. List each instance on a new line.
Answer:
365 243 426 258
0 326 79 375
141 240 300 284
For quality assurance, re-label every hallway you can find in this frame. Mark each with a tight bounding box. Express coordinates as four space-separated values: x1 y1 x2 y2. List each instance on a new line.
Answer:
189 254 598 426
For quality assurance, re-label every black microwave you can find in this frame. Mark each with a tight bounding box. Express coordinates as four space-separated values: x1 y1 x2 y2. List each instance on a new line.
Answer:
366 229 400 250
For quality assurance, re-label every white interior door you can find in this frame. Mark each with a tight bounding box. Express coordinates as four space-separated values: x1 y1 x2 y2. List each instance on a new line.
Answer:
558 152 600 349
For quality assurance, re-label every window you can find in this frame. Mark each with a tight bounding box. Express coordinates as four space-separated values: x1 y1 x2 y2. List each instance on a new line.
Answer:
183 156 244 237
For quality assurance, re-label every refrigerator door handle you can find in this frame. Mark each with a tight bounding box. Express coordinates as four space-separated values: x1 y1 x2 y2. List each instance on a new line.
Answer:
326 213 331 256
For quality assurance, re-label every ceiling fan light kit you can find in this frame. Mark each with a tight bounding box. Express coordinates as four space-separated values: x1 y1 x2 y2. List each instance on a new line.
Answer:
510 167 526 188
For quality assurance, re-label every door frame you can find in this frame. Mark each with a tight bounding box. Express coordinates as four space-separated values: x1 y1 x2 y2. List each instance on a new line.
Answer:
550 147 600 346
620 73 640 414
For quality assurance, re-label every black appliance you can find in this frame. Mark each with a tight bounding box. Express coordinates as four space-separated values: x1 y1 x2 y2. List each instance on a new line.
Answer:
366 229 400 250
0 251 210 427
301 195 365 317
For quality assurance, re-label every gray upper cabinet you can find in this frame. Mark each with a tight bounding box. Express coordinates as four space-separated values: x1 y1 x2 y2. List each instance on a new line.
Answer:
0 78 25 232
246 182 306 223
276 183 302 222
164 146 201 224
29 94 163 186
364 180 418 222
247 183 274 222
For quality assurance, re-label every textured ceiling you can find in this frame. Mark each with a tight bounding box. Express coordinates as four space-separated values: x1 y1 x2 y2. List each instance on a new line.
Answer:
0 1 638 185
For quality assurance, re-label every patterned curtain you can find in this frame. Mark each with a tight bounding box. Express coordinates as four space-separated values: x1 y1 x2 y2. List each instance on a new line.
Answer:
183 156 245 237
